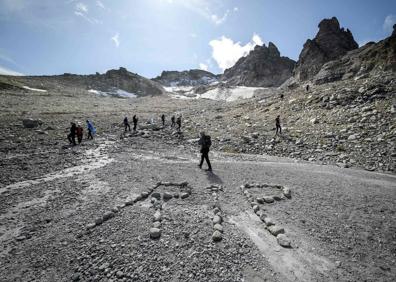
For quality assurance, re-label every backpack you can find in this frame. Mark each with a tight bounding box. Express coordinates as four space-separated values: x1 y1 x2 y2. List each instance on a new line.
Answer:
203 135 212 149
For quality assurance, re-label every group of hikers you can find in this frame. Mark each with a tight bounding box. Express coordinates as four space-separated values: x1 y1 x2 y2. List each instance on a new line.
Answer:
67 120 96 146
67 113 283 172
123 115 139 132
123 114 182 132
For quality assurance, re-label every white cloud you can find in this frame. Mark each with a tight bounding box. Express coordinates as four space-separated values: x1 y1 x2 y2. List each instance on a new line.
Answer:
199 63 209 71
189 33 198 38
383 14 396 33
209 34 264 71
75 2 88 13
111 33 120 47
233 7 238 12
96 1 105 9
0 65 23 76
211 10 229 25
74 2 100 24
166 0 230 26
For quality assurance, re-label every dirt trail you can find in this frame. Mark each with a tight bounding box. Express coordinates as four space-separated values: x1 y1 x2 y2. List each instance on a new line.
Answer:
0 136 395 281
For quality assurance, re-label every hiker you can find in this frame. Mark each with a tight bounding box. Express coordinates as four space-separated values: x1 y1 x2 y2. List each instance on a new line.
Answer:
176 115 182 132
275 115 282 135
132 115 138 131
198 131 212 171
306 85 310 92
161 114 165 126
67 122 77 145
171 115 175 127
124 117 131 132
76 122 84 144
86 120 95 139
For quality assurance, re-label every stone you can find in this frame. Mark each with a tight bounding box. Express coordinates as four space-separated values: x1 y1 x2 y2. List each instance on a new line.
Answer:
276 234 291 248
102 211 115 221
173 193 180 198
213 215 222 224
95 217 104 225
213 224 223 232
253 205 260 213
98 262 110 271
256 197 264 204
163 192 173 201
150 228 161 239
71 273 81 281
141 191 149 198
268 225 285 236
259 213 268 222
263 196 274 203
263 217 275 226
212 230 223 242
213 207 221 214
151 192 161 200
180 192 189 199
153 210 162 222
273 195 283 201
153 221 161 228
22 118 42 128
86 223 96 230
135 194 143 201
283 187 291 198
111 207 119 213
116 271 124 278
125 199 134 206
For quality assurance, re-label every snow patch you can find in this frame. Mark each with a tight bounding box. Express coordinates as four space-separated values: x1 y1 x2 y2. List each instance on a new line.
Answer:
22 86 47 92
199 86 263 102
88 88 137 98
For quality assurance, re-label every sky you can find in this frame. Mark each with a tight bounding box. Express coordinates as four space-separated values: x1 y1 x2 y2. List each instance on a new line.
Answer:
0 0 395 78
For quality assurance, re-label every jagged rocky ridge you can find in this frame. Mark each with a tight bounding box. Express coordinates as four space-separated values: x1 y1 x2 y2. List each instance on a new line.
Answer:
0 67 165 96
294 17 359 81
221 42 295 87
313 24 396 84
153 69 219 87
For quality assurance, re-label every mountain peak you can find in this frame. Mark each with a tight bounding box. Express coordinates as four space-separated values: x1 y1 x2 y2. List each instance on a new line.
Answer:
294 17 358 81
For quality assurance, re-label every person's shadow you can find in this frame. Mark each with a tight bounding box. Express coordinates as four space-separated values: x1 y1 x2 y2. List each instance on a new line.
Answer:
206 170 223 184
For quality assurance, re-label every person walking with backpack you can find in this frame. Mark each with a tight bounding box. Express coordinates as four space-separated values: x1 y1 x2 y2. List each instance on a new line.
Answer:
76 122 84 144
275 115 282 135
132 115 138 131
86 120 96 140
161 114 165 126
68 122 77 146
176 115 182 132
124 116 131 132
198 131 212 171
171 115 175 127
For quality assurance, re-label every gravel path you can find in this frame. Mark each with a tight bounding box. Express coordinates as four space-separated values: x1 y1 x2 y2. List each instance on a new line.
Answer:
1 134 395 281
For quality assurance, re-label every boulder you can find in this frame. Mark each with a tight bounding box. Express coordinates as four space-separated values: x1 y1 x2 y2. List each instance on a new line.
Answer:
22 118 42 128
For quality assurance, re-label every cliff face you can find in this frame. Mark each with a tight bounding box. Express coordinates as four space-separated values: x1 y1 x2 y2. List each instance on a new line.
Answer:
314 24 396 84
221 42 295 87
294 17 358 81
153 69 219 87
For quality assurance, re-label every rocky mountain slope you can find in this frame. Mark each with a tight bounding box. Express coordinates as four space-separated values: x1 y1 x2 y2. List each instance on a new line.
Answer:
0 67 165 97
294 17 359 81
153 69 219 87
221 42 295 87
313 24 396 84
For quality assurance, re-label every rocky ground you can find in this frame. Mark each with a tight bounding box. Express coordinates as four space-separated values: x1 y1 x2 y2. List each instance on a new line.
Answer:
0 80 395 281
